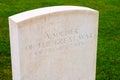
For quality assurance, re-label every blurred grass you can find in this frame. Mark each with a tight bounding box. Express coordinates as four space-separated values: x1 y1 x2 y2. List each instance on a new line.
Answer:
0 0 120 80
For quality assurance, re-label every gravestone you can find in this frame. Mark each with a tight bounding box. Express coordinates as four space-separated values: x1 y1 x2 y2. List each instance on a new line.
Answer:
9 6 99 80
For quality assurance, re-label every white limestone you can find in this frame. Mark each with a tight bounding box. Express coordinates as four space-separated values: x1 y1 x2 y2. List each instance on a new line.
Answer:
9 6 99 80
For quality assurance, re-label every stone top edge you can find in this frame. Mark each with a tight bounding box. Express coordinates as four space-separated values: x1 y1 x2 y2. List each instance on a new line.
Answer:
9 6 98 23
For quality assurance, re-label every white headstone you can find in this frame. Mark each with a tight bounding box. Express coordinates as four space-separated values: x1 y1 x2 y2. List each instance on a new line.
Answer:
9 6 99 80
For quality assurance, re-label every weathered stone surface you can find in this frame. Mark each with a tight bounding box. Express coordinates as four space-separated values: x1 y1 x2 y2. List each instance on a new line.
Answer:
9 6 99 80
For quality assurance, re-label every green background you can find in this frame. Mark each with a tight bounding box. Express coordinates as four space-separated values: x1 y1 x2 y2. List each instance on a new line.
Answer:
0 0 120 80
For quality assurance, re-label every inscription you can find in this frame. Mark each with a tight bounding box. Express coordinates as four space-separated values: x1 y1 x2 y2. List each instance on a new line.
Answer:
24 28 95 55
